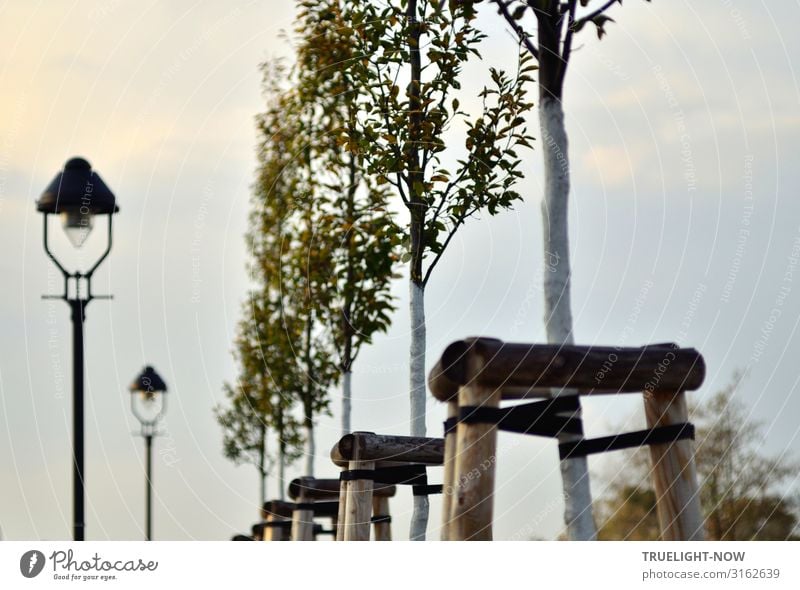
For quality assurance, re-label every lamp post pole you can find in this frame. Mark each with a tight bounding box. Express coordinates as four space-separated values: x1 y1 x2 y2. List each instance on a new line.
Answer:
145 432 153 541
129 366 168 542
71 298 87 541
37 157 119 541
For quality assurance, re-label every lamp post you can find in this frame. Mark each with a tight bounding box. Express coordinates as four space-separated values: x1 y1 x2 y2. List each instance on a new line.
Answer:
36 157 119 541
129 366 168 541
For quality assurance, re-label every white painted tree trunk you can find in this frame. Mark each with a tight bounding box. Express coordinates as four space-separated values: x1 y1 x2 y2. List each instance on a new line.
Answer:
342 370 352 435
409 279 429 540
259 427 267 507
305 424 315 477
278 445 286 501
539 96 597 541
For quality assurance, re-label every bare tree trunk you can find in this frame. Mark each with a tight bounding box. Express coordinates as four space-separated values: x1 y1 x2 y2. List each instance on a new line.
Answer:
540 95 597 541
258 422 267 508
304 311 315 477
409 280 429 540
278 445 286 501
341 144 357 437
304 419 315 477
342 370 352 435
409 281 427 439
406 0 429 542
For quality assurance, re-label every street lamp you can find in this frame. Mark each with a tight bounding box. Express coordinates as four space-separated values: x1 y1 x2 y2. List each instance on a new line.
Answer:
129 366 168 541
37 157 119 541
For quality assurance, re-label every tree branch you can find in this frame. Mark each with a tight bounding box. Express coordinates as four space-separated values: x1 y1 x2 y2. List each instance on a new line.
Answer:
493 0 540 60
422 200 482 286
573 0 619 30
561 0 578 75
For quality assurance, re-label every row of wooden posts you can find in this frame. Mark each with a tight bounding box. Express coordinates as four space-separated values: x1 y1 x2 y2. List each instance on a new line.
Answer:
243 337 707 541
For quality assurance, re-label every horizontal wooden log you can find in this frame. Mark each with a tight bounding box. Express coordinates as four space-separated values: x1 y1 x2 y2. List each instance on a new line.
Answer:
335 432 444 465
261 500 294 519
429 338 705 401
288 478 342 500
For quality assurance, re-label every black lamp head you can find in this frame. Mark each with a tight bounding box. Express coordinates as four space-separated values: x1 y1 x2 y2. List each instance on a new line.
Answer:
37 157 119 248
130 366 168 399
37 157 119 215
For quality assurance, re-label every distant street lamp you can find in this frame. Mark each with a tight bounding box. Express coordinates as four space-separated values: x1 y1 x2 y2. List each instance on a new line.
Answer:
129 366 168 541
37 157 119 541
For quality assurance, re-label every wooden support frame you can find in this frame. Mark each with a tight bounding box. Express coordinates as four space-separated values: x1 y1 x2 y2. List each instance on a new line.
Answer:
261 500 294 541
328 469 397 540
429 338 706 541
331 431 443 541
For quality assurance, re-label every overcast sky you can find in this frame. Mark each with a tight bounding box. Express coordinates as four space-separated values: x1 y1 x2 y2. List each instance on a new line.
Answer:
1 0 799 541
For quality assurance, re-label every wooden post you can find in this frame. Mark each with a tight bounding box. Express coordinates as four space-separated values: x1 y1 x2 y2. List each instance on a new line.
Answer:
451 381 502 541
644 390 704 541
335 475 348 541
371 496 391 541
251 522 265 541
440 400 458 540
262 501 293 541
263 518 289 541
343 460 375 541
290 478 316 541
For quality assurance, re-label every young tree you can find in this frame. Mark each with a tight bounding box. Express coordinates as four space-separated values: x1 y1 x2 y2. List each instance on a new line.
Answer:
279 166 339 476
217 297 303 504
693 375 799 540
293 1 399 436
596 376 800 540
217 378 270 506
251 76 339 478
492 0 650 540
218 60 314 497
344 0 534 539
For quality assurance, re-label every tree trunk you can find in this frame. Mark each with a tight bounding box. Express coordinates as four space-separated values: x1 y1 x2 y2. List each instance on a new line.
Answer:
406 0 429 542
278 442 286 501
304 417 315 477
342 370 352 435
304 312 315 477
409 281 427 438
258 422 267 507
539 95 597 541
409 279 429 540
341 147 356 437
277 401 286 501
